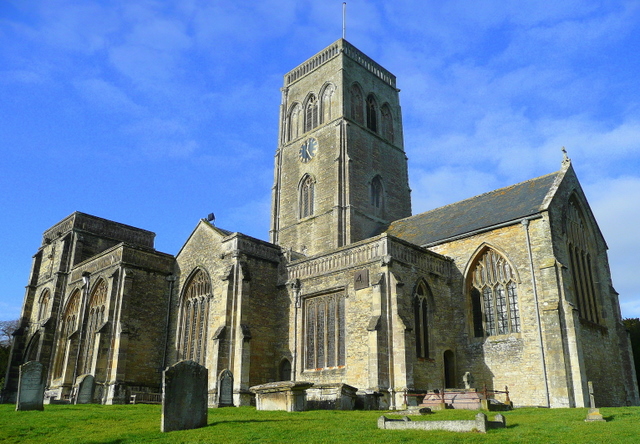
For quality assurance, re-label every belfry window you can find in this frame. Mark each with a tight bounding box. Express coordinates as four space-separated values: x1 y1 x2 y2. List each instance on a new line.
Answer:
413 281 431 359
366 95 378 132
305 95 318 132
178 269 212 366
299 175 315 219
287 103 302 142
566 197 600 323
304 292 345 370
470 249 521 337
320 84 335 124
350 84 363 124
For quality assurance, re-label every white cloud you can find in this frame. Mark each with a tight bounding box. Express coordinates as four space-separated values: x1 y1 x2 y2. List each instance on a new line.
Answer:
586 176 640 318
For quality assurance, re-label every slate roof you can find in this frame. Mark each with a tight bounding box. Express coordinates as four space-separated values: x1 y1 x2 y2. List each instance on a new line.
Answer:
385 170 563 247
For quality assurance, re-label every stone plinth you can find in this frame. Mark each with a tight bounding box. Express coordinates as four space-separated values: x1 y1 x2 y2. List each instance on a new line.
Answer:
16 361 46 411
161 360 208 433
307 383 358 410
378 412 506 433
250 381 313 412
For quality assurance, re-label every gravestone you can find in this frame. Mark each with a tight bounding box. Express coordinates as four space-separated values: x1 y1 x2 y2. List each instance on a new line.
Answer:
74 374 95 404
161 360 208 433
218 369 234 407
16 361 46 411
584 381 605 422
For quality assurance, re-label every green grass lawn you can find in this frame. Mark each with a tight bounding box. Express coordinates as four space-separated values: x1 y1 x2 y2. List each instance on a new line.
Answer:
1 404 639 444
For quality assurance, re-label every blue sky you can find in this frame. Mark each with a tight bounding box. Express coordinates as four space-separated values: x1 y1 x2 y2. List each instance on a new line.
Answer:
1 0 639 321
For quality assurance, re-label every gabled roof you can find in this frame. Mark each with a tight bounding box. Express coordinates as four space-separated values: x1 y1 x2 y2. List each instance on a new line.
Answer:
385 168 565 247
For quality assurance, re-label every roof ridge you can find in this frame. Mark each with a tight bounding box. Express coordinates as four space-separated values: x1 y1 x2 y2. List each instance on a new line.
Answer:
395 169 561 224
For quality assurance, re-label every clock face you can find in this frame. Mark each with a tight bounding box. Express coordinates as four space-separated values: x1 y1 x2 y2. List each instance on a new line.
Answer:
299 138 318 163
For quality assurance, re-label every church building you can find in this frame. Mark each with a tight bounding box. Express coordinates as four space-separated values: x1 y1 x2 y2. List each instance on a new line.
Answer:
3 39 638 409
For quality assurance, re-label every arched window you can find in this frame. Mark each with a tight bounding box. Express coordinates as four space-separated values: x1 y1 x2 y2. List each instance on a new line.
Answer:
287 103 302 142
370 175 384 210
38 289 50 322
179 269 211 365
53 289 80 378
304 95 318 132
349 84 363 124
413 281 431 359
366 95 378 132
320 84 335 124
305 292 345 370
566 197 600 323
82 279 108 375
299 175 315 219
381 104 394 142
470 249 521 337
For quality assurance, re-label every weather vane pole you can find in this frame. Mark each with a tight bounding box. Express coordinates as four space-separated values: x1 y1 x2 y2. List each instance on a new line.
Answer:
343 2 346 39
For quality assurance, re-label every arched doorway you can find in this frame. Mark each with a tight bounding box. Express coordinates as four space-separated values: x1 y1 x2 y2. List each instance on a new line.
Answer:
444 350 455 388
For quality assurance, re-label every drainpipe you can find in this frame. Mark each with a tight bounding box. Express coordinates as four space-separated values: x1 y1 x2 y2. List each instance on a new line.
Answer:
291 279 301 381
522 218 551 408
383 255 396 409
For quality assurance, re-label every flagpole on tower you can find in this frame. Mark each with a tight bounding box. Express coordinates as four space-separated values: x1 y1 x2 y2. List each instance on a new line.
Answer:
342 2 346 39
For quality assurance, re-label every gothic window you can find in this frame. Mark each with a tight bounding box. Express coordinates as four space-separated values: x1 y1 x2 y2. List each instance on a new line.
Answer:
370 175 384 210
304 95 319 132
38 289 50 322
320 84 335 124
287 103 302 142
299 175 315 219
566 197 600 323
304 292 345 370
366 95 378 132
470 249 521 337
350 84 363 124
53 289 80 378
81 279 108 375
178 269 211 365
381 104 394 142
413 281 431 359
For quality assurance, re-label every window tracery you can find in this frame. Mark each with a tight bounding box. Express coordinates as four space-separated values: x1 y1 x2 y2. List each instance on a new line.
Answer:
470 249 521 337
305 292 345 370
320 85 335 124
82 279 108 374
413 281 431 359
350 84 363 124
287 103 302 142
38 289 50 322
304 95 318 132
53 290 80 378
566 197 600 323
299 175 315 219
366 94 378 132
178 269 211 365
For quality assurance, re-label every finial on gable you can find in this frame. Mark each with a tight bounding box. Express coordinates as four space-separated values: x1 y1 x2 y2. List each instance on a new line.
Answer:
561 146 571 168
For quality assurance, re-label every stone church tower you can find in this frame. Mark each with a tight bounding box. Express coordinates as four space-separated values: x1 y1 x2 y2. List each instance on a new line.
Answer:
3 38 638 410
270 39 411 256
